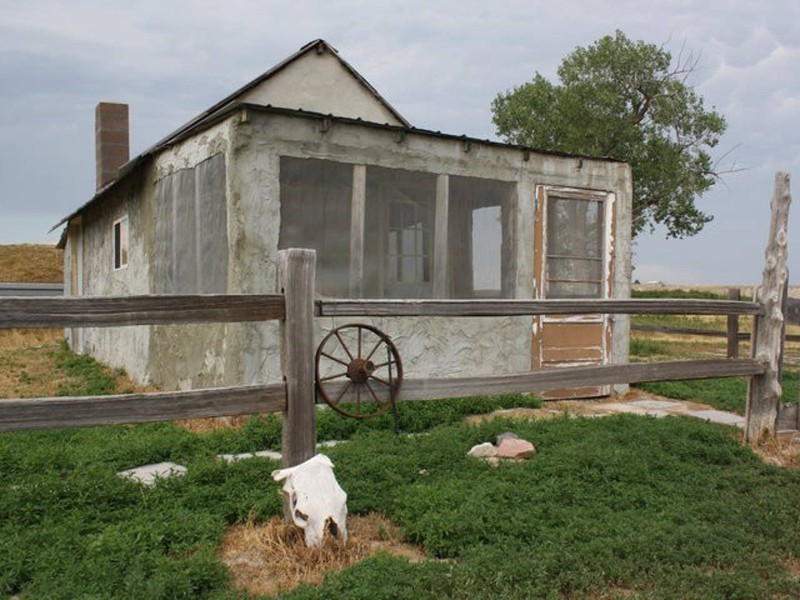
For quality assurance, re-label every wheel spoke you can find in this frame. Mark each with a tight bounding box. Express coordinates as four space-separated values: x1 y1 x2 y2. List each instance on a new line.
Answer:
369 373 393 387
320 351 350 368
332 381 352 405
364 338 384 362
364 380 382 404
357 326 362 359
355 384 362 414
334 331 354 361
319 370 348 382
371 359 393 370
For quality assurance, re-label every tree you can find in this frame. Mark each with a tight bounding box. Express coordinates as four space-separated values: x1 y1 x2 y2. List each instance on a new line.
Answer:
492 30 727 238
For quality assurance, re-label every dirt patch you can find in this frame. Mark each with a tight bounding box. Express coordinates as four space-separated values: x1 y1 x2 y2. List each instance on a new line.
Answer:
0 244 63 282
174 415 255 433
752 434 800 468
218 512 425 597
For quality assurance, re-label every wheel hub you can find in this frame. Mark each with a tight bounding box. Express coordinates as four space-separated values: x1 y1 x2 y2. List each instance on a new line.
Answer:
346 358 375 384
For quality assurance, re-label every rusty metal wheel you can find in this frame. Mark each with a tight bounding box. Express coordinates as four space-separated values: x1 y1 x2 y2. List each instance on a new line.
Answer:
315 324 403 419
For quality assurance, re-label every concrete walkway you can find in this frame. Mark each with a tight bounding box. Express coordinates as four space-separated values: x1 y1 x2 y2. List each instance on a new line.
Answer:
468 393 746 429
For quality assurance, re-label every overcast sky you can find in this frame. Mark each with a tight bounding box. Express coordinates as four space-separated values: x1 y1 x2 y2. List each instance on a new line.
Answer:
1 0 798 286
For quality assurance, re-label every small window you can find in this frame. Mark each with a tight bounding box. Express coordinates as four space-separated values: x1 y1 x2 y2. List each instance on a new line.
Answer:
113 215 129 270
545 195 605 298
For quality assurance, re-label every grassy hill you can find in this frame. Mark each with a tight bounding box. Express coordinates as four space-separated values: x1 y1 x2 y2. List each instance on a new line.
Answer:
0 243 63 283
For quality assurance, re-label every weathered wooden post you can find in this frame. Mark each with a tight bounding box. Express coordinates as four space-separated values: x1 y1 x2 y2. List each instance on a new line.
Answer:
745 172 792 443
278 248 317 467
726 287 740 359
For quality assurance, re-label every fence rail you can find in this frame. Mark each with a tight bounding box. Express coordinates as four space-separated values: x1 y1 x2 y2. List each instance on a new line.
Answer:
0 173 792 450
0 282 63 297
0 294 285 328
317 298 761 318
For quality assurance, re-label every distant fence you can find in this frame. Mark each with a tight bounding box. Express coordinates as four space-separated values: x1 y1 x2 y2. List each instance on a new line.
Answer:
0 282 63 297
0 172 793 448
631 291 800 359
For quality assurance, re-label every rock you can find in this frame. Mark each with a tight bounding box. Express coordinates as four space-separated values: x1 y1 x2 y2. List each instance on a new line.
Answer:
495 432 520 444
117 462 187 486
467 442 498 458
496 438 536 459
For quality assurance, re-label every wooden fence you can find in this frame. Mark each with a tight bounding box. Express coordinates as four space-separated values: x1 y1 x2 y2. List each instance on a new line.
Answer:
0 173 792 453
631 291 800 359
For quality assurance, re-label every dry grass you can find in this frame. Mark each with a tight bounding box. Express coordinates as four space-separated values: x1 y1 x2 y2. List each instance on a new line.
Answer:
0 244 63 282
752 433 800 468
0 328 63 350
0 342 144 399
174 415 255 433
218 513 425 597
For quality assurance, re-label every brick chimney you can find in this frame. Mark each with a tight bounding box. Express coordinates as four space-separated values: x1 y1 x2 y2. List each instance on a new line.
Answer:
95 102 129 190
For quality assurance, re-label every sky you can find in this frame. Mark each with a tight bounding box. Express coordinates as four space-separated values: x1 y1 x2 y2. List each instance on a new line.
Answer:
1 0 798 286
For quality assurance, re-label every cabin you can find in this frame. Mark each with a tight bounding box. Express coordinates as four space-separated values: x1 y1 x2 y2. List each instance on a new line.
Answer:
55 39 632 399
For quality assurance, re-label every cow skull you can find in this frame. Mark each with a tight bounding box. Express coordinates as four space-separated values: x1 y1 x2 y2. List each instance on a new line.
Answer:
271 453 348 547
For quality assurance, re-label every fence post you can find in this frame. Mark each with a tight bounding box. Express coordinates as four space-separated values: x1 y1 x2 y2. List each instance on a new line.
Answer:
726 288 740 359
278 249 317 468
745 172 792 443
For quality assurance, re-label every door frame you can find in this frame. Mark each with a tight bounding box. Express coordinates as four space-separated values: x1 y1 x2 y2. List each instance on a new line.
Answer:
532 185 616 398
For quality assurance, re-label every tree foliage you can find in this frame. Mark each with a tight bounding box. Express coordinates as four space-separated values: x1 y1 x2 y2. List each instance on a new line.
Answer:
492 30 727 238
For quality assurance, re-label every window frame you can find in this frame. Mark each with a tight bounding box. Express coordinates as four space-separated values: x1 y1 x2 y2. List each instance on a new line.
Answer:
543 189 608 300
112 215 129 271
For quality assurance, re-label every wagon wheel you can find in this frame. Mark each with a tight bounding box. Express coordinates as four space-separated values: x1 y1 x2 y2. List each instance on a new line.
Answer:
315 324 403 419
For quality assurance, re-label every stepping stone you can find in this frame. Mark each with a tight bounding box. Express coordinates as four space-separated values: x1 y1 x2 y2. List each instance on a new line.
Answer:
682 409 745 428
628 400 685 410
217 450 282 463
117 462 186 487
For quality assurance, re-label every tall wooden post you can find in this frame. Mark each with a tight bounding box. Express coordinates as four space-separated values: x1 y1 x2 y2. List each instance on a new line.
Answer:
726 287 740 359
278 248 317 467
745 173 792 443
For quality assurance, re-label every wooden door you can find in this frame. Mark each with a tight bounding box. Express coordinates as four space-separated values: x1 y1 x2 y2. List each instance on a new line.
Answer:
532 186 615 399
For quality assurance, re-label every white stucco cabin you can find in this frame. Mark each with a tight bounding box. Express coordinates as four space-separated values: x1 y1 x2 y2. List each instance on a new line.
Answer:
56 39 632 399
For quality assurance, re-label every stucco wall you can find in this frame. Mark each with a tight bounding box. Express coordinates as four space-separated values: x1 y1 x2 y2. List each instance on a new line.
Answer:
226 109 632 381
69 107 631 393
75 170 151 382
240 50 403 126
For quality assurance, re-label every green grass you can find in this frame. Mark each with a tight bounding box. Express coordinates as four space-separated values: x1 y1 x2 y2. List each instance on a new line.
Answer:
4 298 799 598
3 414 800 599
630 330 799 415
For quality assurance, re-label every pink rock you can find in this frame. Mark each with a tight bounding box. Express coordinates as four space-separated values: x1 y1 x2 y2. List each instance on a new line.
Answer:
496 438 536 459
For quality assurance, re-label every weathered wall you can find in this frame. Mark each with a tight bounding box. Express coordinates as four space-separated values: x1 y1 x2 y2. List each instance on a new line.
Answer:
147 119 239 390
240 50 403 126
226 109 632 380
76 169 151 382
69 107 631 393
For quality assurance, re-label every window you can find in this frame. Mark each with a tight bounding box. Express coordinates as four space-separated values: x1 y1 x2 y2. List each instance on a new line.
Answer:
153 154 228 293
545 194 605 298
279 157 353 297
448 176 515 298
276 158 516 300
364 166 436 298
387 199 431 285
113 215 129 270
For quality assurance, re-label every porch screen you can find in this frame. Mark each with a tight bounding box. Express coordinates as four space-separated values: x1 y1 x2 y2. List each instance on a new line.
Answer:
448 176 515 298
279 157 353 297
153 153 228 294
364 166 437 299
545 194 605 298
